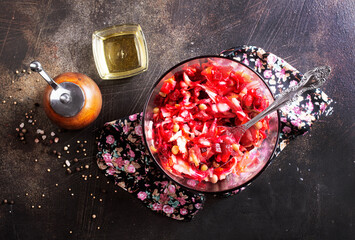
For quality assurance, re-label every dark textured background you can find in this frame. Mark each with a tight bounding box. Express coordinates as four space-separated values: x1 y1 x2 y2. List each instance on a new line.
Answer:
0 0 354 239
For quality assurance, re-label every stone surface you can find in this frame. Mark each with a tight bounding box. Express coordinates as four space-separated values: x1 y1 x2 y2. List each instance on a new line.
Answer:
0 0 354 239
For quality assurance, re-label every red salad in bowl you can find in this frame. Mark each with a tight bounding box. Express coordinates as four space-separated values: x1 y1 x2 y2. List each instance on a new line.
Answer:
143 56 279 193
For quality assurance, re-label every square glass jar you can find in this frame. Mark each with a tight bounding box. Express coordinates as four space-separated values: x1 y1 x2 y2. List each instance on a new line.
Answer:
92 24 148 80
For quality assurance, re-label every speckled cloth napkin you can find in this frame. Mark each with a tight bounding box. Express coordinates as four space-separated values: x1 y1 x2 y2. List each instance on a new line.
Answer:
96 45 333 221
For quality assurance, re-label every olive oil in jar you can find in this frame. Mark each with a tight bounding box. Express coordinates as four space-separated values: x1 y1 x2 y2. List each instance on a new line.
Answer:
92 24 149 80
103 34 140 73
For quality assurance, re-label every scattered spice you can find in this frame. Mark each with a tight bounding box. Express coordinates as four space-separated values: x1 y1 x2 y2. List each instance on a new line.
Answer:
36 129 44 134
92 214 96 219
66 168 72 174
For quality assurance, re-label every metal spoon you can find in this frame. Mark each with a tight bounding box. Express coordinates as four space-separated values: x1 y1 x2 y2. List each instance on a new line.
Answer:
222 65 331 148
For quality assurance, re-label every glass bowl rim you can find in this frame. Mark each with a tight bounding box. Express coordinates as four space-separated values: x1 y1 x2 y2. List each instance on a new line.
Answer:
142 55 281 194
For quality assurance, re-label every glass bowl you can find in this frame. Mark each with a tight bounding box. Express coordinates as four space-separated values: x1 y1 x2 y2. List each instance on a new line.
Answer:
92 24 148 80
142 56 280 194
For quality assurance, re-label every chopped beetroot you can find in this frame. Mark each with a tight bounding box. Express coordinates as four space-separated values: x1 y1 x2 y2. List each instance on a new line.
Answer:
152 59 270 183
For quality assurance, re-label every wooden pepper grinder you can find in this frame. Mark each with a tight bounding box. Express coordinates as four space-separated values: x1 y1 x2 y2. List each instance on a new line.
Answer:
30 61 102 130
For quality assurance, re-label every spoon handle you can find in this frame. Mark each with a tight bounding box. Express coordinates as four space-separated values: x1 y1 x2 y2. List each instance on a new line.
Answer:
243 66 331 129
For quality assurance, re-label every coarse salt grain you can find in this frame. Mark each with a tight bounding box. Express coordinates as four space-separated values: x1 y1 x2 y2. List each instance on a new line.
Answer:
65 160 70 167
